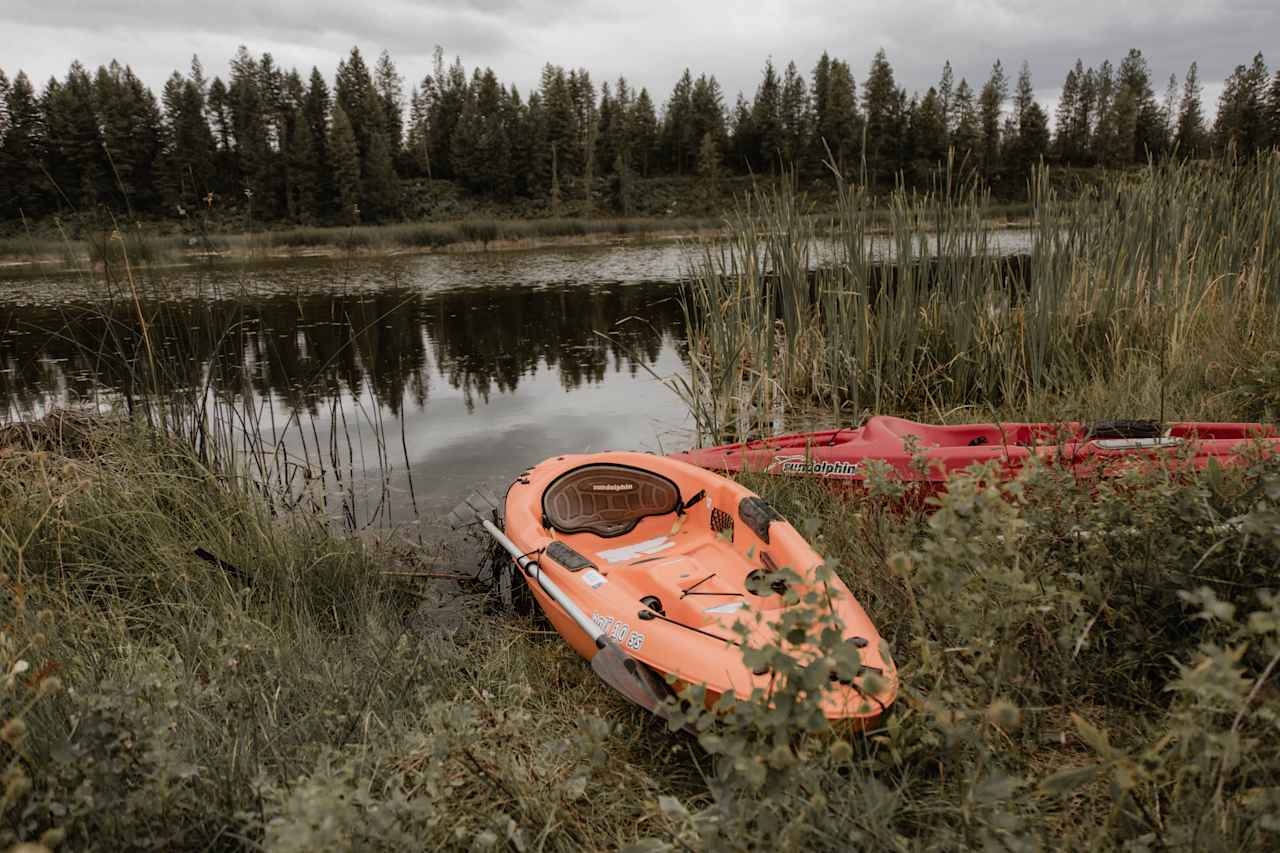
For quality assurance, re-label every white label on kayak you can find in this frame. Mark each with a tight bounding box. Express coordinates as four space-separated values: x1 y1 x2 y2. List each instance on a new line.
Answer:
592 612 645 650
582 569 608 589
703 601 746 615
596 537 675 564
1093 437 1182 450
771 454 860 478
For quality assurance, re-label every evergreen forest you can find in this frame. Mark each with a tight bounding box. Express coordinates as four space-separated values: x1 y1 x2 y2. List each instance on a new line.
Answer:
2 45 1279 226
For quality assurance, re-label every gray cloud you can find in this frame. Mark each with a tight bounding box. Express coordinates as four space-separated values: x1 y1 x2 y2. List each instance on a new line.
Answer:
1 0 1275 116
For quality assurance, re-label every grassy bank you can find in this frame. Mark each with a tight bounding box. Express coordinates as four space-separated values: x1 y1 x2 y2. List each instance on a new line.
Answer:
3 411 1279 850
679 153 1280 443
0 413 699 850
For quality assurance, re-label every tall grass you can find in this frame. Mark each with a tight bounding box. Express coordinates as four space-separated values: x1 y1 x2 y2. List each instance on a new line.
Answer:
681 153 1280 441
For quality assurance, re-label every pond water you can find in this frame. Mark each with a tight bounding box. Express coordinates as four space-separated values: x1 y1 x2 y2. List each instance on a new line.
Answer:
0 243 703 532
0 230 1034 533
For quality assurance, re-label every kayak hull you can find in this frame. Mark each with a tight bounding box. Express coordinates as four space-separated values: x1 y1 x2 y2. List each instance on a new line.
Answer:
672 417 1280 489
503 452 897 727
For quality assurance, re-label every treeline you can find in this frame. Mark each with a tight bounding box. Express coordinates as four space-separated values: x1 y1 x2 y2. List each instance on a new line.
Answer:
1 45 1279 226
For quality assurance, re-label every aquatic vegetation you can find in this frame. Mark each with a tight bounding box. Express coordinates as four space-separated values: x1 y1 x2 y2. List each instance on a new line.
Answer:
681 153 1280 442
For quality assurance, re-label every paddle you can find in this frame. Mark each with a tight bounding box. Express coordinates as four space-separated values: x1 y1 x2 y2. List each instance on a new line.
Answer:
448 491 673 719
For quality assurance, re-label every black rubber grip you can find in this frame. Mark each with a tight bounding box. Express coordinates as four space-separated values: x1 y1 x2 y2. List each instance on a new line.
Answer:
545 540 595 572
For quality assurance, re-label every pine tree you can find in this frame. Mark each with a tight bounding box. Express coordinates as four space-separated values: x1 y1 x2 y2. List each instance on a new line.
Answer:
329 104 361 220
335 47 376 153
227 46 273 209
1214 53 1270 157
374 50 404 161
1005 62 1033 148
595 82 617 173
1058 60 1094 164
912 87 947 165
1008 63 1049 173
951 78 979 167
1091 60 1117 164
812 57 860 175
630 87 658 177
303 68 333 209
523 91 549 192
280 70 309 220
1054 63 1081 163
809 53 832 168
43 62 108 209
863 49 901 180
596 77 633 176
729 91 754 173
0 71 46 217
286 109 317 221
690 74 727 169
938 61 955 134
779 60 809 165
406 78 435 178
900 93 919 170
160 65 216 205
612 77 634 161
661 69 695 173
1175 63 1207 158
540 64 580 179
1110 48 1161 163
750 59 784 170
428 49 469 179
94 62 163 210
978 60 1007 179
201 76 231 196
451 68 512 198
568 68 597 199
453 71 481 184
503 86 530 196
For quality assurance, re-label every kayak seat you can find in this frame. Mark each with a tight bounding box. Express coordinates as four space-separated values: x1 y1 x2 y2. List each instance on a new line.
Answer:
542 463 682 538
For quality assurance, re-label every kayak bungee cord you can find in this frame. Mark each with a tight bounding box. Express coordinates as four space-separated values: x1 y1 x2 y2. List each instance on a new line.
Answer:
680 572 717 597
637 607 740 646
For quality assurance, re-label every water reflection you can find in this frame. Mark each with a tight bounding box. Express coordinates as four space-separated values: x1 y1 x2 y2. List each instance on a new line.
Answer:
1 252 693 526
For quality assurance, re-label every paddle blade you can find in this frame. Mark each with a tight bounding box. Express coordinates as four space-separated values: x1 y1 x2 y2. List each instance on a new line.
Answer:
447 489 502 529
590 641 672 717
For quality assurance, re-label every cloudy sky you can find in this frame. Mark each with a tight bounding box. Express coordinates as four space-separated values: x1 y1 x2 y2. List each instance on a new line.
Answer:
2 1 1276 112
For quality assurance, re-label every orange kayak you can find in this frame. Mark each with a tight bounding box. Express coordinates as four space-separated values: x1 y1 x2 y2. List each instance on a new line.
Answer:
502 451 898 727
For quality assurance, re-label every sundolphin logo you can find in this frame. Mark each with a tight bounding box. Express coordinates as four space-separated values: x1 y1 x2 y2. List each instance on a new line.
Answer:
592 483 635 492
770 454 860 477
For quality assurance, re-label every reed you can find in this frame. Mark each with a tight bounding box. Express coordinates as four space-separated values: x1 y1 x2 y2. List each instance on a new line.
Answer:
681 153 1280 442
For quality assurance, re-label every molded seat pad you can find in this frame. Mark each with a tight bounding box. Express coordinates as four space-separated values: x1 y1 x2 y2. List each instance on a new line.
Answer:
542 463 681 537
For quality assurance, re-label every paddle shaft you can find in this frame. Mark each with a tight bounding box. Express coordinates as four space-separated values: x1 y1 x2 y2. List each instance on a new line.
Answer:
482 519 606 647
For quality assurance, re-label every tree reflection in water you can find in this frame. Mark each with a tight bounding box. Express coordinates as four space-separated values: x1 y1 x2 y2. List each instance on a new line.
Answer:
0 274 690 527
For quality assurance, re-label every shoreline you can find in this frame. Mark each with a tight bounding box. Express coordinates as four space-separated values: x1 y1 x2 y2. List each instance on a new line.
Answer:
0 212 1034 274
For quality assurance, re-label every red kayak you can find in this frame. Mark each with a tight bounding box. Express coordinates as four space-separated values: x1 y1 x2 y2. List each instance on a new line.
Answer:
672 417 1280 490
